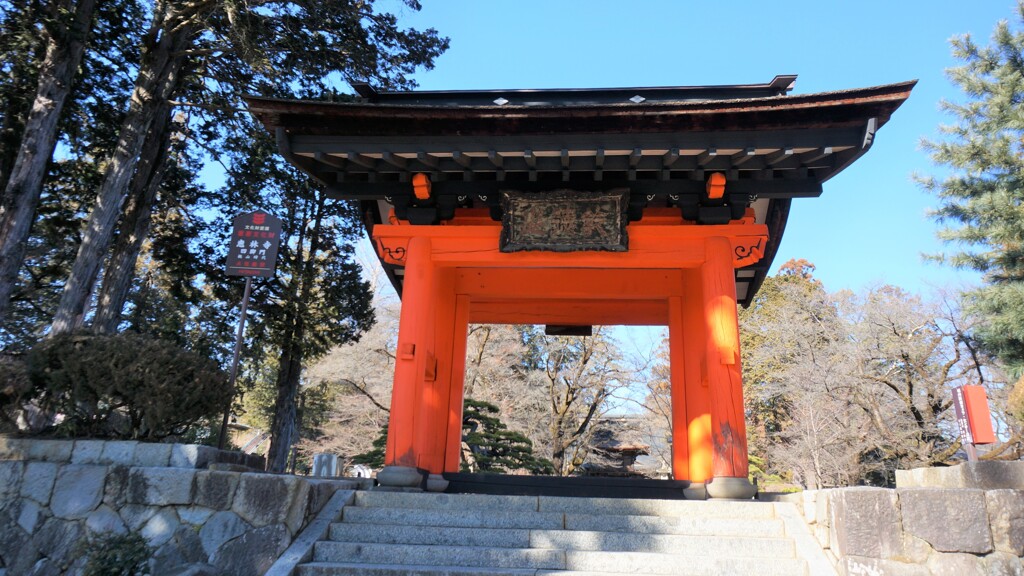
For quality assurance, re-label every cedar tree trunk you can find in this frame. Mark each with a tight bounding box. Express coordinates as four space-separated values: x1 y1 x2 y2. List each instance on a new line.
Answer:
91 101 173 334
0 0 97 325
50 13 193 335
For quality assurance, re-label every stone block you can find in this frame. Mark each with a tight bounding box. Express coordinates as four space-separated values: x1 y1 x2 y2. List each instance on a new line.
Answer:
150 538 188 576
897 462 1024 490
86 505 126 534
164 564 221 576
25 440 72 463
962 461 1024 490
132 443 172 467
0 437 26 460
986 490 1024 556
983 551 1024 576
244 454 266 470
141 508 180 547
231 473 309 532
900 488 992 554
102 465 130 508
178 506 214 526
17 500 42 534
219 450 243 465
829 487 904 559
896 466 962 489
199 510 250 558
815 489 830 527
207 463 250 473
901 533 932 564
304 479 353 516
925 552 986 576
0 461 23 500
20 462 57 505
100 440 137 466
31 517 83 569
173 525 208 565
0 507 40 575
71 440 105 465
25 558 60 576
127 467 196 506
840 556 930 576
152 526 210 575
170 444 218 469
212 523 290 576
800 490 816 524
50 464 106 520
191 471 238 510
118 504 157 531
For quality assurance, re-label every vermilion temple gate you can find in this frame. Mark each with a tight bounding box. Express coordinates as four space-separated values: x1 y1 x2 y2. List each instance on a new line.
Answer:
248 76 913 498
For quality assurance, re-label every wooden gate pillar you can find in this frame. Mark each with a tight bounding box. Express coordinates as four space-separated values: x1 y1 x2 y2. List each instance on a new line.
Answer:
379 236 441 488
379 237 469 490
700 236 756 499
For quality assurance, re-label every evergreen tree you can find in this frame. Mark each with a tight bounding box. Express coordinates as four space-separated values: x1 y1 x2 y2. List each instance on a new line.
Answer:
0 0 100 323
49 0 448 334
461 398 555 475
0 0 142 348
206 120 374 472
919 2 1024 376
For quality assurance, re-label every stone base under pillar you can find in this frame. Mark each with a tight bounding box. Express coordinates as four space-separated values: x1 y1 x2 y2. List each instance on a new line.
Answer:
426 473 449 492
681 482 707 500
705 476 757 499
376 465 425 490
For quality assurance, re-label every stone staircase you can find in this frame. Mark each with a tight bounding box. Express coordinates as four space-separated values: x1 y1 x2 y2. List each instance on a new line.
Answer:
293 490 832 576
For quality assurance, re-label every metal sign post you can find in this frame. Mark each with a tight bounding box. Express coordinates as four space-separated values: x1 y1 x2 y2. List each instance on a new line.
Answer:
218 211 282 450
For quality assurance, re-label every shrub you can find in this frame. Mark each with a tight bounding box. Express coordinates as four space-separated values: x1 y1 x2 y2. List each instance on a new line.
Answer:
0 353 30 430
82 532 151 576
18 333 232 439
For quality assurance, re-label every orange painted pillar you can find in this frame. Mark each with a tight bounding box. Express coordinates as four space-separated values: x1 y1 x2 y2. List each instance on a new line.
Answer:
443 295 471 472
384 236 435 474
700 236 754 498
668 296 690 481
413 266 459 474
679 268 712 479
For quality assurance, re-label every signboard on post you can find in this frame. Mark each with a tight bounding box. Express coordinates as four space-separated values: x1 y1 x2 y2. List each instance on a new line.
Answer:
226 211 282 277
219 211 282 449
952 385 996 461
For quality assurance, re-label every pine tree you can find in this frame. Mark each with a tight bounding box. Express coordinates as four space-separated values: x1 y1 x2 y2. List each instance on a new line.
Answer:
461 398 555 475
919 2 1024 375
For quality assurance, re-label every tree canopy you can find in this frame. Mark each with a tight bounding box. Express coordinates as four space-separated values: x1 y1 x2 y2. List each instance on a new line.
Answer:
919 1 1024 375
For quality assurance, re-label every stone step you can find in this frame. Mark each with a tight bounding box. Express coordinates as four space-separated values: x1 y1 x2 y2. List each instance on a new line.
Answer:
355 491 539 512
538 495 775 519
329 523 532 548
312 542 566 570
341 505 785 536
564 512 786 537
300 553 807 576
354 491 776 519
530 530 795 557
341 505 566 530
563 550 807 575
297 562 537 576
312 542 807 575
327 523 795 558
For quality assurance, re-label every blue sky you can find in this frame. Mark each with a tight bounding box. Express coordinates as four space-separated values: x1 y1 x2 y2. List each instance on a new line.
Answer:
383 0 1019 296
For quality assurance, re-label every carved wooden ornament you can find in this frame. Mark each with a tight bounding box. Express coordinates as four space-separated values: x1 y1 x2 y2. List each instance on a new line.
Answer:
500 189 629 253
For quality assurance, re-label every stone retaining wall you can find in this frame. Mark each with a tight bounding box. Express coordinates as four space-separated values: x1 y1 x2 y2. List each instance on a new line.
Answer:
0 437 357 575
790 484 1024 575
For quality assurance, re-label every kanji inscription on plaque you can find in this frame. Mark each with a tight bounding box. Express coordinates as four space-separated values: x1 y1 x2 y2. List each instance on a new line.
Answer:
226 211 282 277
500 190 629 252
